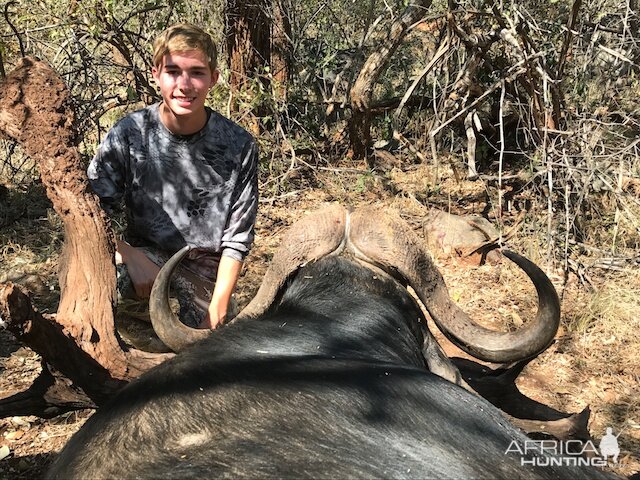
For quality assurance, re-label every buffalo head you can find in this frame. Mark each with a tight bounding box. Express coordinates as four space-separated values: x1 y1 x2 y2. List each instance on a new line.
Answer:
149 204 560 363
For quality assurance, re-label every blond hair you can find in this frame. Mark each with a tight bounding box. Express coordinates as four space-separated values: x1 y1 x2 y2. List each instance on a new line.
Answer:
152 23 217 71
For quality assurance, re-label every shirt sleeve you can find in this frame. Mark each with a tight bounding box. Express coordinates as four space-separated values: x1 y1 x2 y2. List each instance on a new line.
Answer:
87 123 129 215
220 138 259 261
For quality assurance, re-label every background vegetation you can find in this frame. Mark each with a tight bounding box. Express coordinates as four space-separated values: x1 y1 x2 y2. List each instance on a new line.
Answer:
2 0 638 268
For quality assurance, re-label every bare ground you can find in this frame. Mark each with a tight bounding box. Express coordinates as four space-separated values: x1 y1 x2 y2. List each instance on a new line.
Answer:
1 164 638 478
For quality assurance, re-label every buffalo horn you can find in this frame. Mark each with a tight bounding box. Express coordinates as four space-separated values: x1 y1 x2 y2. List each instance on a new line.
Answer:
235 204 348 321
149 204 349 351
149 245 210 352
348 206 560 363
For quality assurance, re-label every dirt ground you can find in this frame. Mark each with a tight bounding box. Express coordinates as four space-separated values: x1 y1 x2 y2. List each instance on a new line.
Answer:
1 164 639 479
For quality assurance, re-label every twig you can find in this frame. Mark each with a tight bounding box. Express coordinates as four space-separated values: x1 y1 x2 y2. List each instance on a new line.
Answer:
392 38 449 127
4 1 25 57
393 130 428 163
497 79 506 221
259 190 305 204
316 166 370 174
567 258 595 289
276 119 296 171
478 173 540 182
0 23 66 38
544 124 554 268
555 0 582 80
532 127 576 135
562 149 572 286
590 257 640 271
612 160 625 251
597 44 638 66
359 0 378 48
115 4 166 31
464 111 478 179
430 64 528 138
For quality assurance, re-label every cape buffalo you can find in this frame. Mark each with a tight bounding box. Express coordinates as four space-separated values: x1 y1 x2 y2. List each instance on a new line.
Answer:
47 205 618 479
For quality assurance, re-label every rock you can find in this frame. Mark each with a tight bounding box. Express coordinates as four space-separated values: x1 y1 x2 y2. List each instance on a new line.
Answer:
5 431 24 441
10 417 30 428
0 445 10 461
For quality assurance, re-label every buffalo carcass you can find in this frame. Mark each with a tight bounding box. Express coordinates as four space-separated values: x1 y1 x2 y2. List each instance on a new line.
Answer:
47 205 617 479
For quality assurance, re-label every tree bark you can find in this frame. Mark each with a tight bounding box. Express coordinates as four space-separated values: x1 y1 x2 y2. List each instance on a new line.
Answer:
226 0 271 90
349 0 433 161
271 0 292 100
0 58 171 411
225 0 271 135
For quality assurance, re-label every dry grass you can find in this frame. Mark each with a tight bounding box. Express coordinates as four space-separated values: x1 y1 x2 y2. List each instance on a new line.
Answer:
562 271 640 472
566 272 640 338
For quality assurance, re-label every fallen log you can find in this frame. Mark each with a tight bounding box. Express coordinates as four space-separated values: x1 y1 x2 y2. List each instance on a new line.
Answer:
0 359 95 419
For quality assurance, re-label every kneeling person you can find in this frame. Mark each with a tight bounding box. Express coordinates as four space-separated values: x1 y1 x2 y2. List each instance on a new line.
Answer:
88 23 258 330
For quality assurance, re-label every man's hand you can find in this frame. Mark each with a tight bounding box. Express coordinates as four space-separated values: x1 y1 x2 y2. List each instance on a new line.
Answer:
116 239 160 298
198 256 242 329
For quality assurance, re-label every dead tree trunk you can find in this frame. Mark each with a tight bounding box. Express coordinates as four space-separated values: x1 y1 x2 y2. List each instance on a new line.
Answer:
349 0 433 162
226 0 271 90
225 0 271 134
271 0 292 100
0 58 171 414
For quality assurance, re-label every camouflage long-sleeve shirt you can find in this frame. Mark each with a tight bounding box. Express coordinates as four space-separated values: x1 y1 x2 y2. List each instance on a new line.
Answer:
88 103 258 263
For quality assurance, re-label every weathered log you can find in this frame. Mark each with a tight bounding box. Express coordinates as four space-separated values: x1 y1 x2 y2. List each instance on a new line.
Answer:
0 360 95 419
0 283 124 400
0 57 171 413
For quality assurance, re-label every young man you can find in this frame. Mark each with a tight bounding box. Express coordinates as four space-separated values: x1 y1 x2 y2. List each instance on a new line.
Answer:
88 23 258 330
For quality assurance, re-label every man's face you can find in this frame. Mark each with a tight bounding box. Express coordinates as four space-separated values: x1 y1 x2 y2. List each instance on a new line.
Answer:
152 50 218 118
